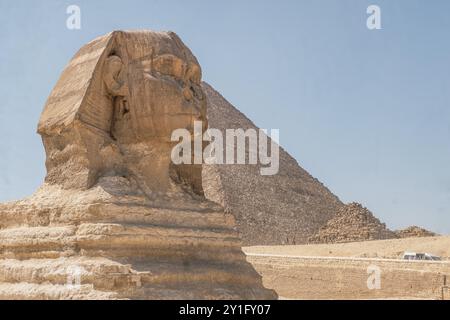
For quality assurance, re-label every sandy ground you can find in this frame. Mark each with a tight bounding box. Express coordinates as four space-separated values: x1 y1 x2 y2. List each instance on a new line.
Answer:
244 236 450 299
244 235 450 260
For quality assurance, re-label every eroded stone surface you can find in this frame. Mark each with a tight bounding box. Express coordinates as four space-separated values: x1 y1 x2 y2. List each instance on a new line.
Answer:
0 30 276 300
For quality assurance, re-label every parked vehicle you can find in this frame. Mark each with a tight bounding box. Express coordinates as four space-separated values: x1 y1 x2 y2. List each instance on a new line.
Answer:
402 251 441 261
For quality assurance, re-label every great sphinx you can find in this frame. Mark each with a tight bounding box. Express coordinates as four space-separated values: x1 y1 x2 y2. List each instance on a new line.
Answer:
0 30 276 299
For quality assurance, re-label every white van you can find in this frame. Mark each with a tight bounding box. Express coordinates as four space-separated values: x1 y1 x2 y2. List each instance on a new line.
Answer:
402 252 441 261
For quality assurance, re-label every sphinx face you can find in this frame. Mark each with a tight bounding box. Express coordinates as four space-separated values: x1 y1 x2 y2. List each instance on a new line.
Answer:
135 53 206 140
109 33 207 144
99 32 208 192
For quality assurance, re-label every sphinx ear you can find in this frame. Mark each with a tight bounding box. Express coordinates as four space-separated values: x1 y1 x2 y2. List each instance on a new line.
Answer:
103 55 129 96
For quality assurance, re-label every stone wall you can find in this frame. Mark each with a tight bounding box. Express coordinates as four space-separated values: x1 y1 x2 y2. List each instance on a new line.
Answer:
246 254 450 300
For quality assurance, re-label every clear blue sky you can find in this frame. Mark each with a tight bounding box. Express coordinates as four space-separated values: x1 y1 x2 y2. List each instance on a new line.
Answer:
0 0 449 234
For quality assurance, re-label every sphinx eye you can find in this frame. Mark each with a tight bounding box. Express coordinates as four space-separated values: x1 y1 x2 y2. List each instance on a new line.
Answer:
152 54 187 79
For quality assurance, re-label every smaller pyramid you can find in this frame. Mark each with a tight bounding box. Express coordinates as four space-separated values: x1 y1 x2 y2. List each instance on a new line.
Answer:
395 226 437 238
308 202 398 244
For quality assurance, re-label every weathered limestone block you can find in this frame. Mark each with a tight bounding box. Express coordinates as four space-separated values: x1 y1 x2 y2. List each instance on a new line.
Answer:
0 30 276 300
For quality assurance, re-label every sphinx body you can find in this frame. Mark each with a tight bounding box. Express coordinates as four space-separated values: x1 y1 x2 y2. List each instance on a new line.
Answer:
0 31 276 299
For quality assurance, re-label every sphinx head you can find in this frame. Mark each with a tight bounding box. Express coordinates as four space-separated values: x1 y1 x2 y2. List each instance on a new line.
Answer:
104 31 207 143
37 31 207 193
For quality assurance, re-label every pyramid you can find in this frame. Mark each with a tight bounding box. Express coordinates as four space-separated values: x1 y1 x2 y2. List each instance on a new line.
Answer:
0 31 276 299
395 226 437 238
308 202 398 244
201 83 343 245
